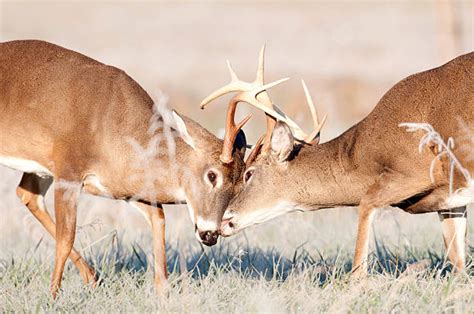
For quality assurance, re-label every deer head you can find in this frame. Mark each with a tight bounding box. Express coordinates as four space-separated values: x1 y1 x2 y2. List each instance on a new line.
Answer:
200 46 326 237
195 46 291 244
171 112 247 246
220 116 324 237
217 79 326 237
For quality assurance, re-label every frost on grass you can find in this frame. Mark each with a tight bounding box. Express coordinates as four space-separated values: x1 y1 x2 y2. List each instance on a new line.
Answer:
1 180 473 311
1 230 473 312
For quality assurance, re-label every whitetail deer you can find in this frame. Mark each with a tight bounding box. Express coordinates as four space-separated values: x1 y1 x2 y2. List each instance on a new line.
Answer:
0 40 286 298
203 50 473 276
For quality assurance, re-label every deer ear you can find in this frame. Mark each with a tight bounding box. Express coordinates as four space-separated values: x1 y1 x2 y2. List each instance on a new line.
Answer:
271 121 294 163
233 130 247 160
172 111 196 150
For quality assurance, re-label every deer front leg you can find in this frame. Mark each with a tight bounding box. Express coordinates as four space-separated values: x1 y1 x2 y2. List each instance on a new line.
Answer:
16 173 96 285
438 206 467 273
352 204 376 278
130 201 168 293
352 170 434 278
50 180 80 299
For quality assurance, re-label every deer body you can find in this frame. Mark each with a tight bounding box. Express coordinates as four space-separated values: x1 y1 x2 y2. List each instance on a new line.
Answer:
270 52 474 211
1 40 196 199
218 52 473 275
0 40 247 297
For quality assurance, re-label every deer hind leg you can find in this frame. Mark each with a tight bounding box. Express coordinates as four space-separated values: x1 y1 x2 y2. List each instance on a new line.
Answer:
50 179 82 299
129 201 168 293
438 206 467 273
16 173 96 285
352 170 433 278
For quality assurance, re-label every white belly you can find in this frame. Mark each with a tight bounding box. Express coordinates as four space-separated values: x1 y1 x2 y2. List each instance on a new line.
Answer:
0 156 53 177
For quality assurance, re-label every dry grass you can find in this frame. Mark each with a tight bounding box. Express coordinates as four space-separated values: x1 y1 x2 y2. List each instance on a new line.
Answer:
0 168 473 312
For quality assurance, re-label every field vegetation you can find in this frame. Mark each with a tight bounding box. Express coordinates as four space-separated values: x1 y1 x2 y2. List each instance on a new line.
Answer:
1 165 472 311
1 2 473 312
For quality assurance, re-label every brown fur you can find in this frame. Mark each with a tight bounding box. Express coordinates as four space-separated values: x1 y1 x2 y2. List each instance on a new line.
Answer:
0 40 246 297
224 52 473 276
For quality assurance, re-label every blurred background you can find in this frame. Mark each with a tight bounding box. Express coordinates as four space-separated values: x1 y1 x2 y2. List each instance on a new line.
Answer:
0 1 473 267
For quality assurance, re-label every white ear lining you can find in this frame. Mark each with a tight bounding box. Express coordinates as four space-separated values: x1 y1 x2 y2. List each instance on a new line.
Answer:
271 122 294 163
172 110 196 150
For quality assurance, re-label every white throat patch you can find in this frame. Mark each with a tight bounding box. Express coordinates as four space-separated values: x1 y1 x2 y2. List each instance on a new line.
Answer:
237 201 297 231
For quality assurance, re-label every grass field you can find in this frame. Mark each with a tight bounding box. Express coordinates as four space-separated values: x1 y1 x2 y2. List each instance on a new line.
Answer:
1 168 473 312
1 2 473 312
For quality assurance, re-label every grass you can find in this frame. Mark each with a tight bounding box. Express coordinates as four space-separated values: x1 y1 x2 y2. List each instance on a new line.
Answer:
1 168 473 312
1 217 473 312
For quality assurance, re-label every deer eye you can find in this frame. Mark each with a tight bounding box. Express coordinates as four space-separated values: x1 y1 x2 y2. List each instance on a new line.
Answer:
207 170 217 186
244 168 254 184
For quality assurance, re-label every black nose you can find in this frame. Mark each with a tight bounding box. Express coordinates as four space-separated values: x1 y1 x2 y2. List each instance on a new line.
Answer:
198 230 219 246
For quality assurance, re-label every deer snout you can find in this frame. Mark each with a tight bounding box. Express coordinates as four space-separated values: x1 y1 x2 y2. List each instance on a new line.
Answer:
220 211 236 237
198 230 219 246
195 218 219 246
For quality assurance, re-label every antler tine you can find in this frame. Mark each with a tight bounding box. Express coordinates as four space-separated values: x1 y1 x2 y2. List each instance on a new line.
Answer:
301 80 327 144
220 98 252 164
200 82 246 110
302 80 319 127
305 114 327 144
227 60 239 82
253 45 276 156
199 60 246 110
247 78 291 101
247 80 327 145
245 135 264 166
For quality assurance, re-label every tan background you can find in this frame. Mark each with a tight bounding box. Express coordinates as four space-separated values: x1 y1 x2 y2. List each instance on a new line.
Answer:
0 1 473 260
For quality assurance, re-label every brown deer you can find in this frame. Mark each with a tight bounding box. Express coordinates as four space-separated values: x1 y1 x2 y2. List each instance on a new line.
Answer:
0 40 285 298
203 50 473 276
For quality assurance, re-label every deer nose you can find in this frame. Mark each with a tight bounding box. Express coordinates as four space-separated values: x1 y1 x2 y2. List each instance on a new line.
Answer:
220 212 236 237
198 230 219 246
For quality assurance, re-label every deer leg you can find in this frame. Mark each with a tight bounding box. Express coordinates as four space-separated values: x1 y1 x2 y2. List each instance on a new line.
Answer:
352 204 376 278
438 206 467 273
352 170 433 278
16 173 96 285
50 180 80 299
129 201 168 293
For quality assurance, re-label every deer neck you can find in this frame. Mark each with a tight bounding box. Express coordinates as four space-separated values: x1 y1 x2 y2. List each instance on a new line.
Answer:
100 105 204 204
289 126 373 210
143 122 207 203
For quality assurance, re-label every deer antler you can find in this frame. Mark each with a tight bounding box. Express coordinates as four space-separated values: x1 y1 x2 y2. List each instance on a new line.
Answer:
245 135 264 167
200 47 327 163
245 80 327 159
254 79 328 147
300 80 327 144
200 46 289 163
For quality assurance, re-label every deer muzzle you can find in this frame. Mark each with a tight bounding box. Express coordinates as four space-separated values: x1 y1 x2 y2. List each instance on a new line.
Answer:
198 230 219 246
220 211 237 237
